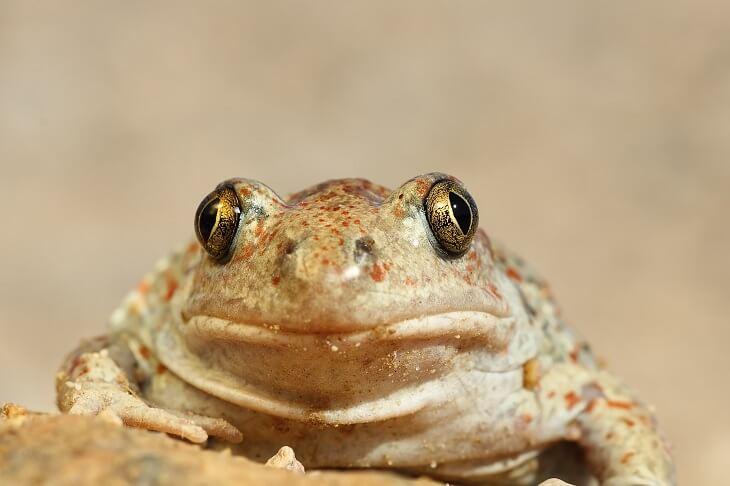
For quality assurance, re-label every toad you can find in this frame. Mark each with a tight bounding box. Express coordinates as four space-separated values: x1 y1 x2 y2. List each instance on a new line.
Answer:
57 173 674 485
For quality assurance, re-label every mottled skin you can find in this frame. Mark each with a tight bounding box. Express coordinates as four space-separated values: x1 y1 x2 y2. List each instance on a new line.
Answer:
57 174 674 485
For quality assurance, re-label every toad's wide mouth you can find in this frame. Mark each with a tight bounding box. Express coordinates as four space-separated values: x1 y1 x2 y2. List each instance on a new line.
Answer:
156 311 536 424
182 310 515 346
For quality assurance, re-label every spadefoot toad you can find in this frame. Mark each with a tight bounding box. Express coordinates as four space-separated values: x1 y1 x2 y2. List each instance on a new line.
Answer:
57 173 674 485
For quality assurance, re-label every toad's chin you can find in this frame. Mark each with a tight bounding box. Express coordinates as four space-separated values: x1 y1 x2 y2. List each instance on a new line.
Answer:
155 311 537 424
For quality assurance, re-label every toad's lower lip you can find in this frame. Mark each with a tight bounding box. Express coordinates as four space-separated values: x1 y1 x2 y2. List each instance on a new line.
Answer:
155 311 533 424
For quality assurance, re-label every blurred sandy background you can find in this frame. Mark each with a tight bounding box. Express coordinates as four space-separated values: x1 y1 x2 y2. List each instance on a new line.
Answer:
1 2 728 484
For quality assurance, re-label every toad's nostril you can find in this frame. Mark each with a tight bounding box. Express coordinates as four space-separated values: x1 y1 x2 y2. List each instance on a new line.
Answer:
282 238 298 256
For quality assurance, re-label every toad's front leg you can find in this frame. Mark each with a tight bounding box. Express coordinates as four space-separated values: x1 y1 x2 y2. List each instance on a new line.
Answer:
542 363 675 485
56 336 242 444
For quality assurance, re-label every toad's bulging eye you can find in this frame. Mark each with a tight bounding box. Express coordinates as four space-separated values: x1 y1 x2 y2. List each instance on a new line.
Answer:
195 184 241 262
425 180 479 256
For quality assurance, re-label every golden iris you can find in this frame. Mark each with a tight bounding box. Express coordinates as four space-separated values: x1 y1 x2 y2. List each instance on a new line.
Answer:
425 180 478 256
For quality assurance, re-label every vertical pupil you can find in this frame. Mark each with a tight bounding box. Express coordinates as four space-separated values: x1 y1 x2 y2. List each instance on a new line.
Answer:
199 197 220 243
449 191 471 234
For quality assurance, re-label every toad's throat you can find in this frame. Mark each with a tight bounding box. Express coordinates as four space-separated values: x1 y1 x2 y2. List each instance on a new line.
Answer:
156 311 536 424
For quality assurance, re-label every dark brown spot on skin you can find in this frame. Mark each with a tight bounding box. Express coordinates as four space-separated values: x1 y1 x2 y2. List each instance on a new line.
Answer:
354 237 374 263
282 239 297 255
139 345 151 359
156 363 167 374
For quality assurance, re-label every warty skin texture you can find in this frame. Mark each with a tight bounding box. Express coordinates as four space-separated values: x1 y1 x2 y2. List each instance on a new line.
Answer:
57 173 675 485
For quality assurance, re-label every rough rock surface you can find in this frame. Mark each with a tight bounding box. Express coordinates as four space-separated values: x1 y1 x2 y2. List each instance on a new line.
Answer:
0 404 432 486
1 404 578 485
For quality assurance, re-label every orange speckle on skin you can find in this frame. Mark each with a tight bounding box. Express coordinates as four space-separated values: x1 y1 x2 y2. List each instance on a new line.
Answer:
369 262 387 282
164 277 178 301
585 399 598 413
404 277 416 286
240 243 255 261
622 418 636 428
505 266 522 282
521 413 533 424
186 241 199 255
342 221 349 227
547 390 556 399
415 179 430 197
271 275 281 286
485 282 502 299
139 345 151 359
564 391 580 409
569 348 579 362
156 363 167 374
137 280 151 295
620 451 635 464
522 358 540 390
254 220 265 237
606 432 614 440
607 400 634 410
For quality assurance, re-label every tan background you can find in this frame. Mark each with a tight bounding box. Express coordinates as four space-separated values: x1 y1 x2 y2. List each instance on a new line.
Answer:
1 2 728 484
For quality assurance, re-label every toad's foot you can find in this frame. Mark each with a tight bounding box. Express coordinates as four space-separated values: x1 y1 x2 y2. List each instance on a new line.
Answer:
57 348 242 444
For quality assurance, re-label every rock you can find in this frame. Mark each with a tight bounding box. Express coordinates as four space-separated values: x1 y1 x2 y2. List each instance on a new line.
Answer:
539 479 575 486
265 445 306 474
0 404 432 485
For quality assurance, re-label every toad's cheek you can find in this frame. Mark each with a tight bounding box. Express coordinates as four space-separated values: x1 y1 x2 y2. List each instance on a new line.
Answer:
154 311 539 424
